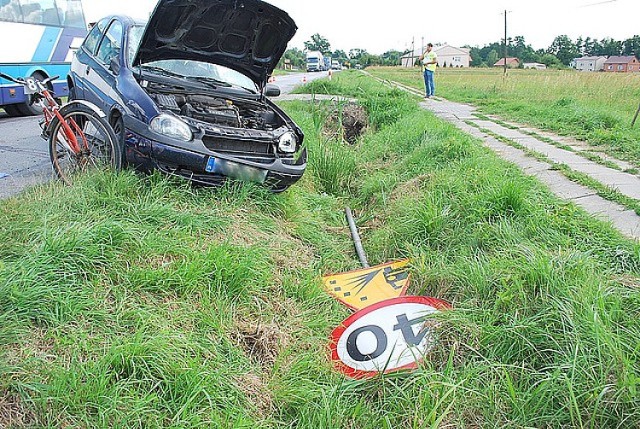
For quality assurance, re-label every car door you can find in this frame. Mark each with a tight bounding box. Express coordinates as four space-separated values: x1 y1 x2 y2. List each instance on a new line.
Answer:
81 19 123 112
71 18 108 99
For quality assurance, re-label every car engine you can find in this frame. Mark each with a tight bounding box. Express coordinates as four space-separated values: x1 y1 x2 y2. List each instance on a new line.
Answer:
149 90 283 132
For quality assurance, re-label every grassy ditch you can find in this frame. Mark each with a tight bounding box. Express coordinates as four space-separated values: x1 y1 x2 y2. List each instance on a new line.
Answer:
368 66 640 168
0 70 639 428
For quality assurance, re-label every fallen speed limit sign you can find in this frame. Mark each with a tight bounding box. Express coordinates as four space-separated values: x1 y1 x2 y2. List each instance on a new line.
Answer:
329 296 451 379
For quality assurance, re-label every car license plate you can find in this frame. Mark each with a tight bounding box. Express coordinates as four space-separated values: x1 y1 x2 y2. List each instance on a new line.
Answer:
206 157 267 184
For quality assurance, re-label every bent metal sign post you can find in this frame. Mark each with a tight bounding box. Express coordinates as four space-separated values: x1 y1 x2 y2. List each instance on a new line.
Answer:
329 296 451 379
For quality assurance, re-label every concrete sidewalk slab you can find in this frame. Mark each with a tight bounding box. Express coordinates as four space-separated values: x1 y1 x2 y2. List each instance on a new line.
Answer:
418 98 640 240
472 120 640 201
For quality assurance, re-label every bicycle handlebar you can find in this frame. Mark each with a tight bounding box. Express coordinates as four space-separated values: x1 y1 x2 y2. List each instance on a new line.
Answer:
43 75 59 85
0 72 22 84
0 73 59 88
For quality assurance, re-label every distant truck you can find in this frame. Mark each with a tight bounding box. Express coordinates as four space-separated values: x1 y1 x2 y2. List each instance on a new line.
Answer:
306 51 324 72
331 60 342 70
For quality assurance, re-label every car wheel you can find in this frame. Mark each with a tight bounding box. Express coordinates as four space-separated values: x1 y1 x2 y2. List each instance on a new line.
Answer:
16 72 47 116
4 104 23 117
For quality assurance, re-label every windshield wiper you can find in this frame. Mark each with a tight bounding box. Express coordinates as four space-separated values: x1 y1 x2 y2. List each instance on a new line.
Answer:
189 76 257 94
187 76 231 89
138 66 187 80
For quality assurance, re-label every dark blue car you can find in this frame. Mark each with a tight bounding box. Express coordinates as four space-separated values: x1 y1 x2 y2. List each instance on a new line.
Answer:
68 0 306 191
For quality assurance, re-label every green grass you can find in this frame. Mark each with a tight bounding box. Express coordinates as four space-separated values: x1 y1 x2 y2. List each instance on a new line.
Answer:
1 70 639 428
368 66 640 168
468 120 640 216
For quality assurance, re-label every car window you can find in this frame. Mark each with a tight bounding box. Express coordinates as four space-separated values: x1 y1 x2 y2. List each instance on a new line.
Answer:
96 20 123 66
82 18 107 55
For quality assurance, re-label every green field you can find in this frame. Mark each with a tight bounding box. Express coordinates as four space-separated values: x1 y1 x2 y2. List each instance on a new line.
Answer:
1 71 639 427
368 67 640 167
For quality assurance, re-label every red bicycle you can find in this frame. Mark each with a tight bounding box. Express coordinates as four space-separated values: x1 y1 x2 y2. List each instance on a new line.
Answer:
0 72 120 184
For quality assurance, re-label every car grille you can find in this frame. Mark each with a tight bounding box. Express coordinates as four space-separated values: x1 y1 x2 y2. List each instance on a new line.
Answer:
202 135 273 157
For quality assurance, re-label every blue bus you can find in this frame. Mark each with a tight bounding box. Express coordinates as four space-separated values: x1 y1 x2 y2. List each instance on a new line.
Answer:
0 0 87 116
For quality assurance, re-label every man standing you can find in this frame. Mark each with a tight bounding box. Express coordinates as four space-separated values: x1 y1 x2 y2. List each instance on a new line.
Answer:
419 43 437 99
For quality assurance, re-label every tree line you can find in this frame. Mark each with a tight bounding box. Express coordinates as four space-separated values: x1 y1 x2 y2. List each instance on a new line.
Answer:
469 35 640 67
278 33 407 69
278 33 640 70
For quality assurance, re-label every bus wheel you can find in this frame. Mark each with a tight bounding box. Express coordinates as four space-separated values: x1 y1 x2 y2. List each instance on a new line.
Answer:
16 72 47 116
4 104 23 117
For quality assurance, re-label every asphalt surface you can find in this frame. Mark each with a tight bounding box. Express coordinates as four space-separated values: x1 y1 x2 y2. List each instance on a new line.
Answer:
0 70 329 199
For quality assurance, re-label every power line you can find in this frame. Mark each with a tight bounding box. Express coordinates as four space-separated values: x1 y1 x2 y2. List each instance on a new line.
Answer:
579 0 618 8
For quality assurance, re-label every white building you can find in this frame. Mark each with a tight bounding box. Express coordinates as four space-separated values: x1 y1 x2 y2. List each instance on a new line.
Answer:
572 56 607 72
433 44 471 68
523 63 547 70
400 44 471 68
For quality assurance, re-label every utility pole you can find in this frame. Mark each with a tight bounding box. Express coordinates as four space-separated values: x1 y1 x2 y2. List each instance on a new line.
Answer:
632 102 640 127
503 10 509 75
411 37 415 66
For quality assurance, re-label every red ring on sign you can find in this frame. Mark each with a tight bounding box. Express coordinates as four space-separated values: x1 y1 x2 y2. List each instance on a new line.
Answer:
329 296 452 379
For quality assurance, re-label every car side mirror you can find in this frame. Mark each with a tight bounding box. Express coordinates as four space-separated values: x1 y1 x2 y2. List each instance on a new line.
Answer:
109 57 121 75
265 84 280 97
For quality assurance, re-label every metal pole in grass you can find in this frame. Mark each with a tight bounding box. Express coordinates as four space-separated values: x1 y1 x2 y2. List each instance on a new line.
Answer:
503 10 509 75
632 102 640 127
345 207 369 268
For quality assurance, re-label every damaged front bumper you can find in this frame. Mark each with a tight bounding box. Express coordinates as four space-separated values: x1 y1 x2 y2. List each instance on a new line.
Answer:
125 125 307 192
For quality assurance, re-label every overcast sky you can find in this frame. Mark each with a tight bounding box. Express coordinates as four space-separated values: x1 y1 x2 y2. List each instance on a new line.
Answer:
83 0 638 54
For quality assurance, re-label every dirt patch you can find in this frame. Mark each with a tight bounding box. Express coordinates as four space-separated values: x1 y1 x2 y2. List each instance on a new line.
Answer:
233 372 274 418
0 390 36 428
324 102 369 145
388 174 433 205
232 321 288 368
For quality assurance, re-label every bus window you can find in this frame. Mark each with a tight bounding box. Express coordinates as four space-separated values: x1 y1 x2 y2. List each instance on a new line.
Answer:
20 0 61 26
0 0 22 22
57 0 86 29
0 0 85 28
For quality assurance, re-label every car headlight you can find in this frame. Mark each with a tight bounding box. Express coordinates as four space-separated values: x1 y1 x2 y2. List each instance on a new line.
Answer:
278 131 297 153
150 113 193 141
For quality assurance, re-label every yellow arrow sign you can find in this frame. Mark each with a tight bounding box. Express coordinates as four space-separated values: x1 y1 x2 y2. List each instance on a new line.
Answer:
323 259 411 310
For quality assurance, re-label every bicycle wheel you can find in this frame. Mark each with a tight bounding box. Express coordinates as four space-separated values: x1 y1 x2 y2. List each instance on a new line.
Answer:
48 103 121 185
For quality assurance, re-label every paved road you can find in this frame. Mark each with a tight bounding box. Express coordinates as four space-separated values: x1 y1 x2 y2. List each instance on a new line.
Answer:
0 70 330 199
0 113 53 198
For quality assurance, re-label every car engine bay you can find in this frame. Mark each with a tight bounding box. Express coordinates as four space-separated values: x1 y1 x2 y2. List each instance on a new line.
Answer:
145 84 285 132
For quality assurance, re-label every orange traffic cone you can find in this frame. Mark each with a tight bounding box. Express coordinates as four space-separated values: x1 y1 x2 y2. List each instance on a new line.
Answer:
328 69 332 80
302 75 307 83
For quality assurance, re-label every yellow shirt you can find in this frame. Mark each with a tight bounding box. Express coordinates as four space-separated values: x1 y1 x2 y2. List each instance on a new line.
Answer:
423 51 437 72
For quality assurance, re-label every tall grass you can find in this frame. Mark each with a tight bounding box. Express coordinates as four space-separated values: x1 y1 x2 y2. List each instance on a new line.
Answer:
369 66 640 166
0 71 638 427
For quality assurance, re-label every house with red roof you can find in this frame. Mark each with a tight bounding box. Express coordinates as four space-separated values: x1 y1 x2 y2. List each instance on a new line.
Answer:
493 57 520 68
604 56 639 72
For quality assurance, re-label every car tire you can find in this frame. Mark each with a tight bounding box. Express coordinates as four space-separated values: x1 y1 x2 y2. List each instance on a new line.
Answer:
4 104 23 117
16 72 47 116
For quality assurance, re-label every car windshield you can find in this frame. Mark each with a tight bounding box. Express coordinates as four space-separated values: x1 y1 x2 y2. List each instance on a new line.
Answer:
127 25 257 93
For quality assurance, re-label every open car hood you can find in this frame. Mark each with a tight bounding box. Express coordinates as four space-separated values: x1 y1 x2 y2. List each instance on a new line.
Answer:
132 0 297 86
